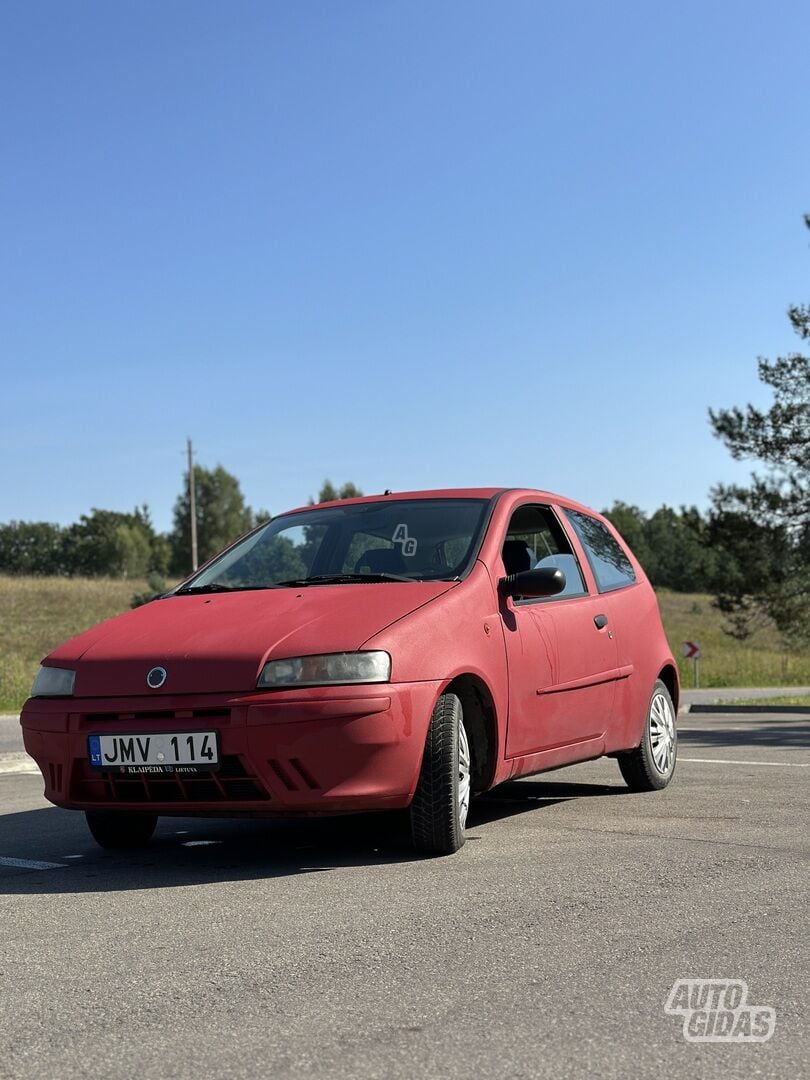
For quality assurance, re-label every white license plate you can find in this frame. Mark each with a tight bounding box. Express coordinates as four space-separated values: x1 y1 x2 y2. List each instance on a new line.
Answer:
88 731 219 774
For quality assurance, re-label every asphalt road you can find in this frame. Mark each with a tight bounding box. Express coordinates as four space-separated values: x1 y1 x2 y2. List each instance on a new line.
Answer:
1 711 807 1080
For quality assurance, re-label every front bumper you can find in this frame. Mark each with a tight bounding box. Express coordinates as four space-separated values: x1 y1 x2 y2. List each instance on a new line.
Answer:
21 682 441 815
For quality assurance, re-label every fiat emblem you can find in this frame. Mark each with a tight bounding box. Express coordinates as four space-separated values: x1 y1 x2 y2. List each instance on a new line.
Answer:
147 666 167 689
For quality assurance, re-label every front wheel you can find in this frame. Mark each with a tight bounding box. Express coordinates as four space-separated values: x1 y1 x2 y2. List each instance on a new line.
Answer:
617 679 677 791
409 692 470 855
85 811 158 850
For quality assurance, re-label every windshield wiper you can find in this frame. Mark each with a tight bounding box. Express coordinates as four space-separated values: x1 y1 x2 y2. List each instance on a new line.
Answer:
177 572 425 594
175 583 282 595
275 573 417 587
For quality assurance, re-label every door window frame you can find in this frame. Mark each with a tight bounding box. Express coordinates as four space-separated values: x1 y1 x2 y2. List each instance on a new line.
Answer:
501 502 591 606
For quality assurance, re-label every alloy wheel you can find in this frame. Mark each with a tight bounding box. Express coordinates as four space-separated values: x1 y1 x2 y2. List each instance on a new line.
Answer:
649 691 676 775
458 717 471 831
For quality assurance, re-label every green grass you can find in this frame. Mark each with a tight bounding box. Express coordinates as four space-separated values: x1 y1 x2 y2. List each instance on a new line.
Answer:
656 589 810 689
0 575 151 712
1 576 808 712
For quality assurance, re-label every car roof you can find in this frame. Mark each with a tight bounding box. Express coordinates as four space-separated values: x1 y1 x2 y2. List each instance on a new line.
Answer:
283 487 600 517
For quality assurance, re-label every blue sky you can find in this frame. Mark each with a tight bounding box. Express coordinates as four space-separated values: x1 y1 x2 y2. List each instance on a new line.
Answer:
2 0 808 532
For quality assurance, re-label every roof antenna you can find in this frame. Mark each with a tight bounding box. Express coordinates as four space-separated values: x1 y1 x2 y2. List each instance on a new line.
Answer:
383 489 393 495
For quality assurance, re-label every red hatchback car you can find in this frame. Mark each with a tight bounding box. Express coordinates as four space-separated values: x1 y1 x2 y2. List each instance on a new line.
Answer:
22 488 678 855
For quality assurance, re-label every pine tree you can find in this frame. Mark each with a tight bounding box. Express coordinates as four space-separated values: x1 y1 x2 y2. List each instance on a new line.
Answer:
708 215 810 642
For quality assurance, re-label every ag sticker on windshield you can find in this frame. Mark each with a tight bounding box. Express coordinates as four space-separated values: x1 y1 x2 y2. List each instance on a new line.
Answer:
392 523 417 557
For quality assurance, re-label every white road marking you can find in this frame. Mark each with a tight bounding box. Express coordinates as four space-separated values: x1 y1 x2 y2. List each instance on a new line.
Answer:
678 727 802 739
679 757 809 768
0 752 40 776
0 856 68 870
181 840 221 847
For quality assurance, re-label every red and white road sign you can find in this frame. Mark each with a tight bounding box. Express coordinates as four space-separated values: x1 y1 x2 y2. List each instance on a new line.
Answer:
683 641 701 659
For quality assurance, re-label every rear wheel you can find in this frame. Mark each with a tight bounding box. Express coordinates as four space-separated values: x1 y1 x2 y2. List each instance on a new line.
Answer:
617 679 677 791
409 691 470 855
85 811 158 850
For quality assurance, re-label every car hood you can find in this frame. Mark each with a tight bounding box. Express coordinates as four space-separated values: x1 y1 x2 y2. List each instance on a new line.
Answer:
46 581 457 697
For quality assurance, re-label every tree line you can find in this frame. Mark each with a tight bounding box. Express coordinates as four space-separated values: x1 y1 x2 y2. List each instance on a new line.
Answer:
0 474 724 593
0 475 361 582
601 503 716 591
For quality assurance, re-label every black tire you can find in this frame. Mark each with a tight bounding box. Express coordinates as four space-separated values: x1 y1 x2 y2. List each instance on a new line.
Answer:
617 679 677 791
408 692 469 856
85 811 158 850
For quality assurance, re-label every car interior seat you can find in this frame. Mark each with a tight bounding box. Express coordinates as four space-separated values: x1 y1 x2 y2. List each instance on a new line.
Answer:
502 539 532 576
354 548 408 575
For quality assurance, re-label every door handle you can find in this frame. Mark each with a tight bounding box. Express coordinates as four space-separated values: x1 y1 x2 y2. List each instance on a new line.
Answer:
594 614 609 630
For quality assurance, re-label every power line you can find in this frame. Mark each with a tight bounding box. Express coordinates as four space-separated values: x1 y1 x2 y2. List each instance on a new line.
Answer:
187 438 198 571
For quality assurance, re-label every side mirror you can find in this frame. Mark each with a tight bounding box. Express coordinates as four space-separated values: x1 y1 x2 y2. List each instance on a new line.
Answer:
499 566 566 599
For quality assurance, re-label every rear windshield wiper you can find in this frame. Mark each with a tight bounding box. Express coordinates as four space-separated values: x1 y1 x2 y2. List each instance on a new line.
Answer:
275 573 416 586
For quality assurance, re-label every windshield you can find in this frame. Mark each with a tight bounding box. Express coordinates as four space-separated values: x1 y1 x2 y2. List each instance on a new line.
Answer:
179 498 490 590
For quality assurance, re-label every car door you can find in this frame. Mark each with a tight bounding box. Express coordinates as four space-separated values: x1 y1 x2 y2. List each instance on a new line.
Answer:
560 505 643 743
499 504 618 759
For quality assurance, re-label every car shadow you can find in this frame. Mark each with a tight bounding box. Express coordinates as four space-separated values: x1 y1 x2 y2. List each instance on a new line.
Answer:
470 777 628 826
0 779 627 895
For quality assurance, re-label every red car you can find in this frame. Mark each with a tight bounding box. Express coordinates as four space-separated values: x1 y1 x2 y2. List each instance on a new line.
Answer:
22 488 678 856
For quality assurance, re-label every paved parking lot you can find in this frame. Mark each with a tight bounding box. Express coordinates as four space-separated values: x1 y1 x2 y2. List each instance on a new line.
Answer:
1 710 807 1080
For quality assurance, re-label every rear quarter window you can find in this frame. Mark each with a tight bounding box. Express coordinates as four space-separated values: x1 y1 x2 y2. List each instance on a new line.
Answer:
563 509 637 593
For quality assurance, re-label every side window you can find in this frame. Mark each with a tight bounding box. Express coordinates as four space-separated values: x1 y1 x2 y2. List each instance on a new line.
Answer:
502 505 587 599
564 509 636 592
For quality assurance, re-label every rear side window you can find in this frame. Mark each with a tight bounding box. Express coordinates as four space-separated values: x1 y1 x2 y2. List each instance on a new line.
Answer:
563 509 636 592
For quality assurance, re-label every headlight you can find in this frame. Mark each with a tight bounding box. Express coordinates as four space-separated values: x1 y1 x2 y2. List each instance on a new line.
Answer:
31 665 76 697
257 651 391 689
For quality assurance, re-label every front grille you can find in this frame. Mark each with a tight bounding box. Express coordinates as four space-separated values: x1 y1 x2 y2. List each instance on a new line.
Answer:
268 757 321 792
78 707 232 729
70 754 270 804
47 762 64 793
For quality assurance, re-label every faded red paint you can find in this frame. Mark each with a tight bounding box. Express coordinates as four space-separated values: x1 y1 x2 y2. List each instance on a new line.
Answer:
21 488 677 817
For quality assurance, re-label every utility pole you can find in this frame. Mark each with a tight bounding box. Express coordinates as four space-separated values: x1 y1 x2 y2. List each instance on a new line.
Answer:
187 438 198 571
